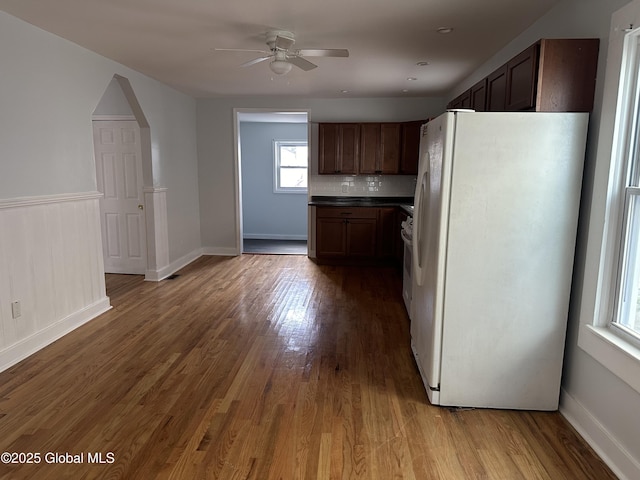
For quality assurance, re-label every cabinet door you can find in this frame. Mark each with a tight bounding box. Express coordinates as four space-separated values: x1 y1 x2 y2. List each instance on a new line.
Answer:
400 121 423 175
359 123 380 174
448 89 471 110
470 78 487 112
536 38 599 112
380 124 401 174
346 218 377 257
486 65 507 111
338 124 360 174
316 217 347 256
318 124 340 174
505 43 539 111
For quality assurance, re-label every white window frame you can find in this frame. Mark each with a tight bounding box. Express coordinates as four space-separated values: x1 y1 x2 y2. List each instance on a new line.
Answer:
611 32 640 343
578 19 640 395
273 140 308 194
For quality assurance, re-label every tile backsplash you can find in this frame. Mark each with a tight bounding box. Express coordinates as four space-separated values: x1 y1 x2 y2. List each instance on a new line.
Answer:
310 174 417 197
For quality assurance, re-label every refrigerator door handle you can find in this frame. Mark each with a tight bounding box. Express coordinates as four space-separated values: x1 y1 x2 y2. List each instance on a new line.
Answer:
413 167 429 286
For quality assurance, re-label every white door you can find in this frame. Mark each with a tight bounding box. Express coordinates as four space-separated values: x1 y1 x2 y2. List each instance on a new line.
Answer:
93 121 147 274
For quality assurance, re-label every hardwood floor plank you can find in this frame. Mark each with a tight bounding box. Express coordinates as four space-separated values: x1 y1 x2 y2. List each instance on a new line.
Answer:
0 255 616 479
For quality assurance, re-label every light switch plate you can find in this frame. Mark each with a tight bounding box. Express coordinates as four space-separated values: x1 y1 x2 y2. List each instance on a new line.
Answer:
11 301 21 319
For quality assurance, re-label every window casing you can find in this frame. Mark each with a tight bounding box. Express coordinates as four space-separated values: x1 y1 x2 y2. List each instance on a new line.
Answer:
612 32 640 344
273 140 308 194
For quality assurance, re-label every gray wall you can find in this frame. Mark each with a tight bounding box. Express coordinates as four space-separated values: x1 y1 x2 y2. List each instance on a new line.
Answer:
240 122 308 240
449 0 637 477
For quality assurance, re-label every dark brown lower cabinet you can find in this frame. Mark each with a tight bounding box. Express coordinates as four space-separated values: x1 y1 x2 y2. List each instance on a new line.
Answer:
315 206 404 263
316 207 378 258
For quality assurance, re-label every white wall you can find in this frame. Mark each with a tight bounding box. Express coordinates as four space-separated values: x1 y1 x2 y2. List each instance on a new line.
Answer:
0 11 201 369
240 122 308 240
197 96 446 252
449 1 637 478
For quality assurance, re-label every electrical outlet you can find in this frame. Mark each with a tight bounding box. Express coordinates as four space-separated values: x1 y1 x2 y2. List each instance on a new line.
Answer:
11 301 21 319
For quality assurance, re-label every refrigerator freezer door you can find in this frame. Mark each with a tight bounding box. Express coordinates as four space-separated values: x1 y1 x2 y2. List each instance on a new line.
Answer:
411 112 456 400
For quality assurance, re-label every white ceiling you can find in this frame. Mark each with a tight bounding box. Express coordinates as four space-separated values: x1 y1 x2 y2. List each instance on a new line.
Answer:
0 0 563 98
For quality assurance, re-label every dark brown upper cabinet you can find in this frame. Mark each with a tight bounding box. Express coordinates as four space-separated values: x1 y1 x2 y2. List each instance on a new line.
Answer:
318 123 360 174
400 121 424 175
487 65 508 111
319 121 421 175
470 78 488 112
359 123 401 175
450 38 600 113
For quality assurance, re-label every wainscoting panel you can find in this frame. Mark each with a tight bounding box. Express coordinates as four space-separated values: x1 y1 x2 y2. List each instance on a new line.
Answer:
0 192 111 371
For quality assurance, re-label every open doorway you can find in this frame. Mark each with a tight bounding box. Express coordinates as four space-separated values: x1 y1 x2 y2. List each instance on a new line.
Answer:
235 110 310 255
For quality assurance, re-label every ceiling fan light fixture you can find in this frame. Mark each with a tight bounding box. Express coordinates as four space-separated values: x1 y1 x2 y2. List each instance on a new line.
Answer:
269 59 292 75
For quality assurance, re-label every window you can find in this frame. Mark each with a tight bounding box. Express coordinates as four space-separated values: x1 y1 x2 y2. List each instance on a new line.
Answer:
578 15 640 397
612 31 640 342
274 140 308 193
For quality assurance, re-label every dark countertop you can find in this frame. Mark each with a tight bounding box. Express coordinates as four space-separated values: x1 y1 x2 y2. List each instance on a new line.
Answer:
309 196 414 215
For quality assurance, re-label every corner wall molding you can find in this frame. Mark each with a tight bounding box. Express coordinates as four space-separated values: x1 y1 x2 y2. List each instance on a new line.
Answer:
0 191 103 210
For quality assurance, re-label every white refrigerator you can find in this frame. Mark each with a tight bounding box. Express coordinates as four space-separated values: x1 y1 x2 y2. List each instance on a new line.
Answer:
411 110 588 410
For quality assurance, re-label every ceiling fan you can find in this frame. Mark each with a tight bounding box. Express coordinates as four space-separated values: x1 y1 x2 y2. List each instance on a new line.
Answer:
216 30 349 75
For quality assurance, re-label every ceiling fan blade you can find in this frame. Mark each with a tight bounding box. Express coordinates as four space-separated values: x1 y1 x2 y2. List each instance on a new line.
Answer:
214 48 270 54
274 34 295 51
288 55 318 71
295 48 349 58
241 55 272 67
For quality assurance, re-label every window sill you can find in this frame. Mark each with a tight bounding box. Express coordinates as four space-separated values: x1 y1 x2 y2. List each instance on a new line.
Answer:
273 189 308 195
578 324 640 394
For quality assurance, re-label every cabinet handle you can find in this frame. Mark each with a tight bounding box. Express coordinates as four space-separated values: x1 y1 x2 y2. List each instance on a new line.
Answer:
340 212 353 215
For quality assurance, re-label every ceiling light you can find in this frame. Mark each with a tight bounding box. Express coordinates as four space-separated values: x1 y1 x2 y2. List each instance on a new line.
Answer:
269 59 292 75
437 27 454 34
416 61 430 66
407 77 417 81
341 90 350 94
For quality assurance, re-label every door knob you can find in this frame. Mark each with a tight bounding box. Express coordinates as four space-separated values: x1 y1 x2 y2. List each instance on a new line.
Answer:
138 205 144 210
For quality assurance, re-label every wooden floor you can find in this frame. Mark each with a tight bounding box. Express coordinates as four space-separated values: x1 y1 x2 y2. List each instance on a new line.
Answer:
0 255 615 479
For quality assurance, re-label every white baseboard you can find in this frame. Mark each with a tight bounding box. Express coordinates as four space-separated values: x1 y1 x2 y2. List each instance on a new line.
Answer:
560 388 640 480
144 246 242 281
145 248 204 281
201 246 240 256
0 297 111 373
243 233 308 241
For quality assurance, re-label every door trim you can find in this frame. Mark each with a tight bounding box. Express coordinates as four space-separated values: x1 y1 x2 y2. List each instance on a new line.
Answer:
232 108 311 255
